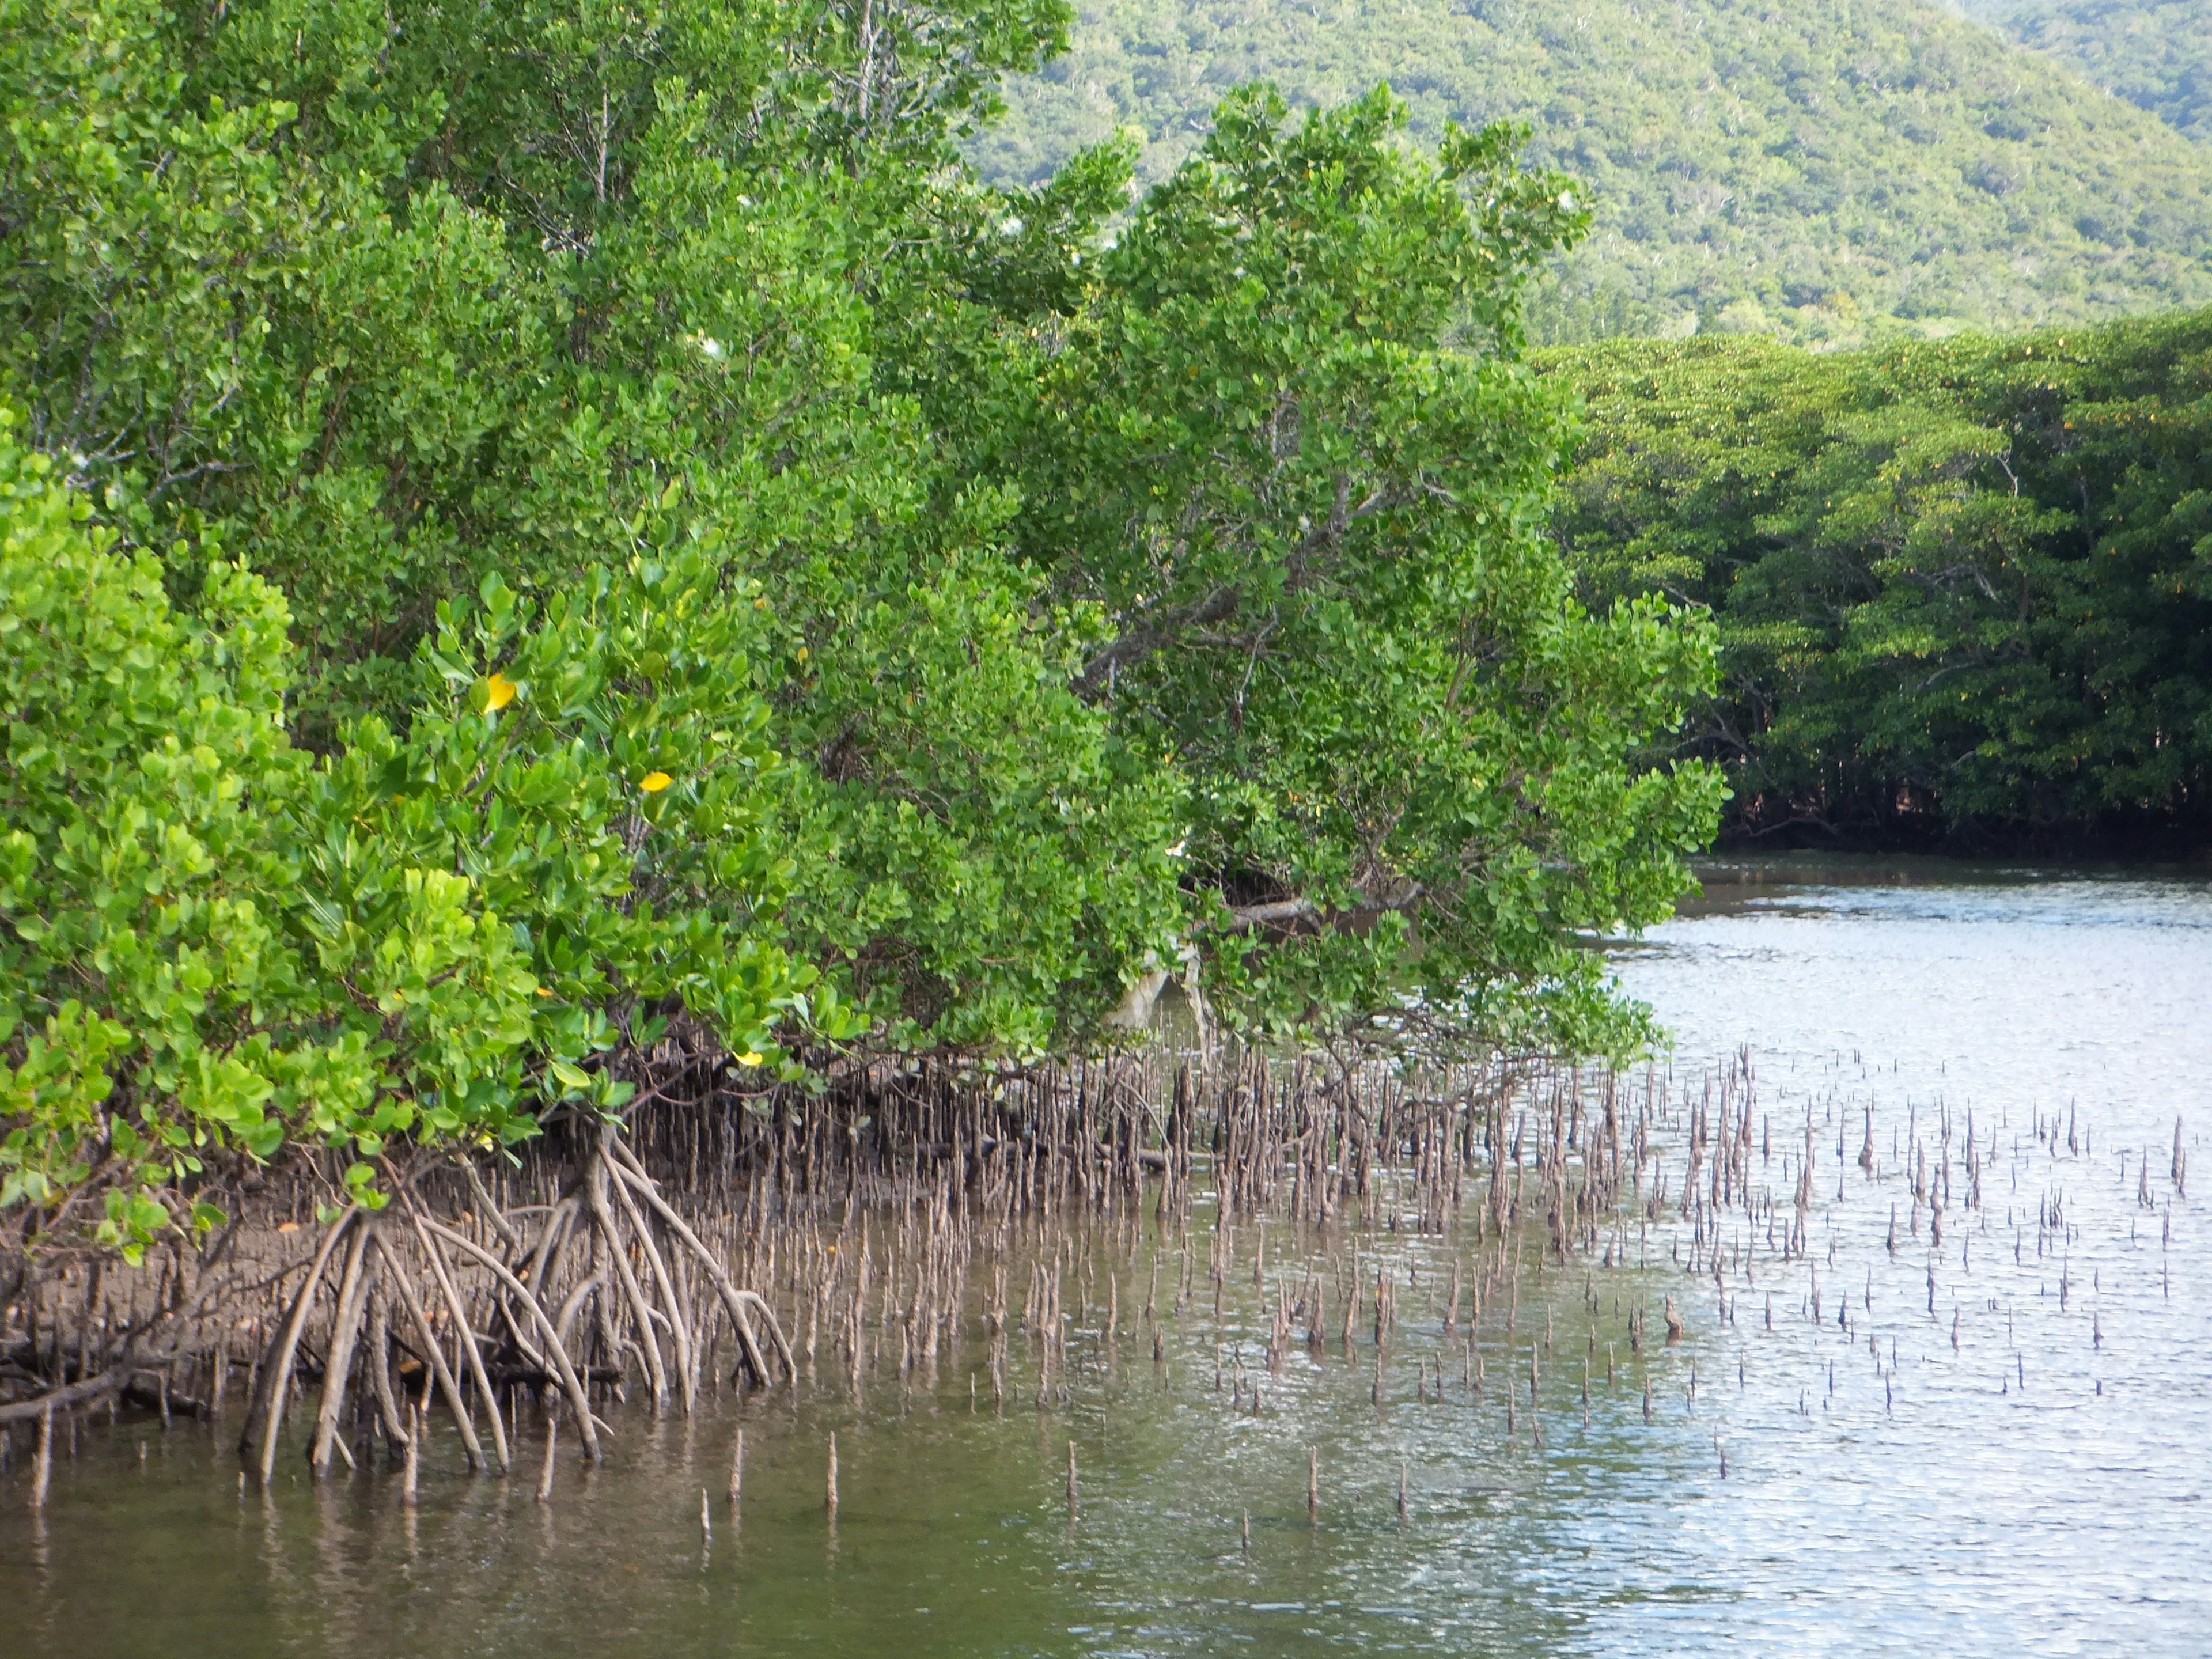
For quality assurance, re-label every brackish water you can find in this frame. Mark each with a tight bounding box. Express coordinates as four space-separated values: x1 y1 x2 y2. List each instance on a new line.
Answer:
3 858 2207 1656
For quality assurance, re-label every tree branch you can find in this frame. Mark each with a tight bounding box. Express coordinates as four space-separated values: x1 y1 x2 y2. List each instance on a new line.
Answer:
1074 582 1241 700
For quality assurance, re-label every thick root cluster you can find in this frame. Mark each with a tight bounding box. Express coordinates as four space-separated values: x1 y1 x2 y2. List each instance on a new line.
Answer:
236 1126 791 1483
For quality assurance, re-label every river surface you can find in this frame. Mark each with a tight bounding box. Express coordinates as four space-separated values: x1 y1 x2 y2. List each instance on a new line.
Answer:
4 857 2208 1656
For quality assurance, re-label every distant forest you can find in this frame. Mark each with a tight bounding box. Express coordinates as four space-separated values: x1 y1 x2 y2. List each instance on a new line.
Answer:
1546 309 2212 850
1955 0 2212 143
976 0 2212 344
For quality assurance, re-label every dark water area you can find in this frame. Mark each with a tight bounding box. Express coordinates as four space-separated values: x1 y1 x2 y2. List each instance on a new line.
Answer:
2 858 2206 1656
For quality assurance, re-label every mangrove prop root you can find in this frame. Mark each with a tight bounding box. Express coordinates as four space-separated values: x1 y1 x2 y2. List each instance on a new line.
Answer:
604 1127 696 1414
587 1154 668 1411
247 1208 358 1486
5 1043 1702 1499
415 1218 602 1462
309 1218 373 1475
363 1288 409 1453
372 1231 486 1472
401 1205 509 1472
606 1138 791 1385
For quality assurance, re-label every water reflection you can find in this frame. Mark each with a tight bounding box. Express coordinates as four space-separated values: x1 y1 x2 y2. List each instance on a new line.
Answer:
2 859 2206 1655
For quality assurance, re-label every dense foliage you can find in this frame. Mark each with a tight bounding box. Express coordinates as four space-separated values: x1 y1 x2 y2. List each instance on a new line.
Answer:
977 0 2212 345
1957 0 2212 144
0 0 1718 1252
1547 308 2212 845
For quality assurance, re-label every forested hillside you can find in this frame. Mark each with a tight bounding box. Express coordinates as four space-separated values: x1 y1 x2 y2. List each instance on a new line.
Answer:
1956 0 2212 143
978 0 2212 343
1546 308 2212 847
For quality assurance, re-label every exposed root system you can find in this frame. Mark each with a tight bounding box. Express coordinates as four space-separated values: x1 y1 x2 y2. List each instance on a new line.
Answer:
2 1041 1669 1481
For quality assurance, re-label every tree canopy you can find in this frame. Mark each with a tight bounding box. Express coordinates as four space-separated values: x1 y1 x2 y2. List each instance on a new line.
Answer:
1547 308 2212 845
1 0 1718 1255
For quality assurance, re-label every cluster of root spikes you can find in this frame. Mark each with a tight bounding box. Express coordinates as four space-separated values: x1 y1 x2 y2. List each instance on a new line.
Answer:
232 1121 795 1484
0 1117 796 1487
3 1043 1645 1485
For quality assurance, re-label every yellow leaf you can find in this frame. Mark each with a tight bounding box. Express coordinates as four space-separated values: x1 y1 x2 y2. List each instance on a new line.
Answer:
639 771 673 793
484 671 517 711
737 1050 764 1067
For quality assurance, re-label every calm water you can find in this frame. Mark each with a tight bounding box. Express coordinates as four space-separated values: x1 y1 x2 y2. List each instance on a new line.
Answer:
4 858 2207 1656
